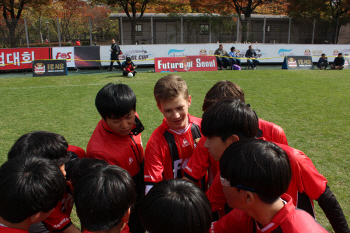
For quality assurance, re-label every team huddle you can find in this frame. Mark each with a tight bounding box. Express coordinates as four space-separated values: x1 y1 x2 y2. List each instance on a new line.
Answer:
0 75 349 233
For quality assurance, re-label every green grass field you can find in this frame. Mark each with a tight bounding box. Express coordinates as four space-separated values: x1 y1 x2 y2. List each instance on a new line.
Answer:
1 69 350 232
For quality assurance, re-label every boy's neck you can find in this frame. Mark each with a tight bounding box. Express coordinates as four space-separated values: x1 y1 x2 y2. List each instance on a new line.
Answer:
249 198 285 229
0 217 31 231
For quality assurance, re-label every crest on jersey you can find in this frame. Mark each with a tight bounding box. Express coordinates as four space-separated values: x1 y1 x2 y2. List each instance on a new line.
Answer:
182 138 190 147
129 157 133 165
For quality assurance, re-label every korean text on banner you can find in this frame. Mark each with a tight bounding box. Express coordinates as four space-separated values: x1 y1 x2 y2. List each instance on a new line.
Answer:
0 48 50 70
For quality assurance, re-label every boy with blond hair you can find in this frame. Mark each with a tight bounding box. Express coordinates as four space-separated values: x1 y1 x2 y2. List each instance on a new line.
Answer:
144 75 202 193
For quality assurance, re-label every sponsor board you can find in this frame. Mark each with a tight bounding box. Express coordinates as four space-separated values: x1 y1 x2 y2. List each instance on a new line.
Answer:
32 59 68 77
0 48 50 70
282 56 314 70
154 56 217 73
52 47 75 67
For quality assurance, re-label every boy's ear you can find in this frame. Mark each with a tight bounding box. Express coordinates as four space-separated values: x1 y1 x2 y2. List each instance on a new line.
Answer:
244 191 255 205
122 208 131 224
157 102 163 112
227 134 240 144
187 95 192 106
30 209 54 223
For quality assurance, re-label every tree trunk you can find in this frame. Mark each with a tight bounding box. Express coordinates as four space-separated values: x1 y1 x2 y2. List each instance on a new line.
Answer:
131 19 136 44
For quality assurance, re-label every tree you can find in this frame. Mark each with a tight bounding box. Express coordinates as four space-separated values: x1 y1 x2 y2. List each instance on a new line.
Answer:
0 0 50 47
286 0 350 43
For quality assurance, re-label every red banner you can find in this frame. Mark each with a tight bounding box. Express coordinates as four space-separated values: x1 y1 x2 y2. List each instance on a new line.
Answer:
154 56 217 73
0 48 50 70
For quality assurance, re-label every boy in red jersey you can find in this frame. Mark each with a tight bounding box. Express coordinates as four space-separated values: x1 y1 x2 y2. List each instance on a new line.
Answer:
203 99 349 233
122 57 137 76
184 80 288 187
74 165 135 233
0 156 66 233
212 139 328 233
86 83 144 233
7 131 81 233
144 75 202 193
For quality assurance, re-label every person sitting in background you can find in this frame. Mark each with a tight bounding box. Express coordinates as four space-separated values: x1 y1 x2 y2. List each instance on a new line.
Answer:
229 46 241 67
245 45 259 69
140 179 212 233
317 54 328 70
331 53 345 70
122 57 137 76
214 44 230 70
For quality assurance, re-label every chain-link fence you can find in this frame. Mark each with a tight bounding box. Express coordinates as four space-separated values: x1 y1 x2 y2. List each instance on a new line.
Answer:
1 14 349 48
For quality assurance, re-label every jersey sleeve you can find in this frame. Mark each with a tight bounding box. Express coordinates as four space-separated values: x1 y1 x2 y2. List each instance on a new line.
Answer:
294 149 327 200
184 137 211 181
144 132 165 184
87 151 118 166
258 119 288 146
42 202 72 232
206 173 228 212
211 209 252 233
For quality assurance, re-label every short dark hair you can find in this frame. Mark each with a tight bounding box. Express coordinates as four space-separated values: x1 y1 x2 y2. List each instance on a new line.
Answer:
202 98 258 141
8 131 70 167
126 56 131 61
321 53 325 56
95 83 136 120
65 158 108 187
230 46 235 51
74 165 136 232
338 52 343 55
140 179 212 233
154 75 189 104
0 156 66 223
202 81 245 111
220 139 291 204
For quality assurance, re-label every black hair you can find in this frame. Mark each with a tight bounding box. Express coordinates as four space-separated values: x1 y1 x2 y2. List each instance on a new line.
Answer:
74 165 136 232
322 53 325 56
338 52 343 55
95 83 136 120
65 158 108 187
230 46 235 51
201 98 258 142
140 179 212 233
126 56 132 61
220 139 291 204
0 156 66 223
8 131 70 167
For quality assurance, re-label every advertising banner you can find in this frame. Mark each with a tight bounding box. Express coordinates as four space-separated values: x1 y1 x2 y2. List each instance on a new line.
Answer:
74 46 101 68
32 59 68 77
282 56 314 70
100 44 350 66
52 47 75 67
154 56 217 73
0 48 50 70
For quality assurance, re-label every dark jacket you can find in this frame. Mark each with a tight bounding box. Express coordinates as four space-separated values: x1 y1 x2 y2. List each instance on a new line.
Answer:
111 43 120 60
333 57 345 66
245 49 257 58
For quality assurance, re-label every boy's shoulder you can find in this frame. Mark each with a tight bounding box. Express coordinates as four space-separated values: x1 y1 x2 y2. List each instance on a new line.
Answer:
0 226 28 233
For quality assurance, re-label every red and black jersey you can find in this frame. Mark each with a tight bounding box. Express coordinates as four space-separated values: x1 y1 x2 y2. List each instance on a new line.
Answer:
144 115 202 184
67 145 86 158
0 226 28 233
86 114 144 177
207 142 327 217
42 193 74 232
211 194 328 233
184 119 288 185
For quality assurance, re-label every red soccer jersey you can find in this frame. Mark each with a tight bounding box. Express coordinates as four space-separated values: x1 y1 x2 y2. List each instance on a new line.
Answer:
0 226 28 233
144 115 202 184
206 142 327 217
67 145 86 158
86 114 144 177
211 194 328 233
43 192 74 232
184 119 288 184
